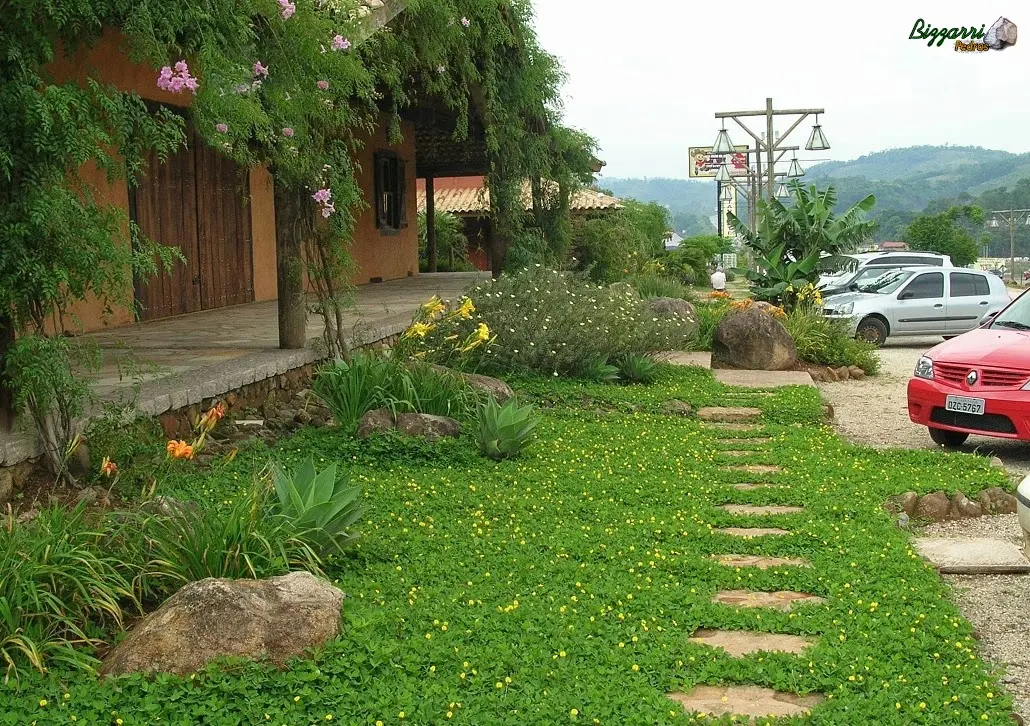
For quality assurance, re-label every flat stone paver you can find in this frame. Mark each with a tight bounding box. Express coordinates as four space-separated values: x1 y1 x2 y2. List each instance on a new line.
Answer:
703 422 764 432
717 527 790 538
713 590 826 611
713 369 815 388
712 554 811 569
720 504 805 516
718 437 773 445
666 351 711 368
668 686 824 719
725 464 783 475
914 537 1030 574
689 628 817 657
718 450 755 458
732 483 775 491
697 407 763 423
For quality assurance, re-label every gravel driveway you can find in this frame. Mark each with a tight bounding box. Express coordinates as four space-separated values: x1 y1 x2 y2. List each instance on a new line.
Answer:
817 325 1030 721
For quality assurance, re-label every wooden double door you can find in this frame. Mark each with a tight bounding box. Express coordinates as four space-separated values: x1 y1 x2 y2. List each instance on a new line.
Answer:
130 126 255 321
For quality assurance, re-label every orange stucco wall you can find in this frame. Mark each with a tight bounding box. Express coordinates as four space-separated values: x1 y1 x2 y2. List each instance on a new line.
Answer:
348 120 419 285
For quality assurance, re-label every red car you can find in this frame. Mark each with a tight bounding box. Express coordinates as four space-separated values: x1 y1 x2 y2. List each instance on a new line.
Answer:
908 292 1030 447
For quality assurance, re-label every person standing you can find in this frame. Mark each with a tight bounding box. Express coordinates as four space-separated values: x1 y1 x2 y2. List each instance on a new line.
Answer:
710 266 726 292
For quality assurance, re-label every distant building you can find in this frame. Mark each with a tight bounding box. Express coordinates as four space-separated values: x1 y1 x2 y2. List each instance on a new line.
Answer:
664 231 683 250
878 240 908 251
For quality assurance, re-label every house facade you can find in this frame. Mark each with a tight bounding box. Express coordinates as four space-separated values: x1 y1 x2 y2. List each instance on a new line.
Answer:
48 29 420 334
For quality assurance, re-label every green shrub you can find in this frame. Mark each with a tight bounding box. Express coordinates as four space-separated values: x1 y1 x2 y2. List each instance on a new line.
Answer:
272 456 363 555
582 355 620 383
313 352 480 432
693 300 731 351
476 397 540 460
0 505 137 677
628 273 693 301
400 267 697 379
724 269 737 283
615 353 659 384
138 483 323 594
785 308 880 374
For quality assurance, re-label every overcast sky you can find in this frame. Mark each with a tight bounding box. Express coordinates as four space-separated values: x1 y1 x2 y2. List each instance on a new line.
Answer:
531 0 1027 179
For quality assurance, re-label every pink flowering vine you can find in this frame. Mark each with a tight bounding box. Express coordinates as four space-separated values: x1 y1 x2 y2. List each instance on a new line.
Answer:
157 61 199 95
216 123 229 133
317 80 329 90
282 127 295 137
461 17 470 27
278 0 296 19
321 202 336 218
312 188 335 218
253 61 269 78
331 35 351 51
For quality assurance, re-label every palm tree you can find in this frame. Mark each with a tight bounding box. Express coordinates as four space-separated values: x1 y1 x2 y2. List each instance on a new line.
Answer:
727 182 876 304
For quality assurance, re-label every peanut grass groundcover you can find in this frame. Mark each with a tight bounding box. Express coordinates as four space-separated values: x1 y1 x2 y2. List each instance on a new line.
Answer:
3 366 1015 724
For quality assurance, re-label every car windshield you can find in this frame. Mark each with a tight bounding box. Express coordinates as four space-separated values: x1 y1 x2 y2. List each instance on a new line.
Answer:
857 269 913 294
990 292 1030 331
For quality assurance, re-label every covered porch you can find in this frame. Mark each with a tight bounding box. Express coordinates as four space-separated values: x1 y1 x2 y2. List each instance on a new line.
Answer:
0 273 487 465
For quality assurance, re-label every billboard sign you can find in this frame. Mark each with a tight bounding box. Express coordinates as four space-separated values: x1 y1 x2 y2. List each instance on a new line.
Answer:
689 146 750 178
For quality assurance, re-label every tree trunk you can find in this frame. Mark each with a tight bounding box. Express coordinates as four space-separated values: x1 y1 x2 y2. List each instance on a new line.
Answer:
489 219 506 279
0 314 14 432
425 176 438 273
274 178 309 350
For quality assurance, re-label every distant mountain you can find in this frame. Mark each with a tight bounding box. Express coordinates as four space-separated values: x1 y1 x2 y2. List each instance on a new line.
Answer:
602 145 1030 243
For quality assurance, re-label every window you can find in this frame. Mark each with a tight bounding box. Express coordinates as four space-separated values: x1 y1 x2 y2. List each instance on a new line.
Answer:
878 255 943 266
900 272 944 300
950 272 990 298
373 151 407 232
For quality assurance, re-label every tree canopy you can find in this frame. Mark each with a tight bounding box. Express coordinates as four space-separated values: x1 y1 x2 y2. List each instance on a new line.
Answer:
902 206 985 267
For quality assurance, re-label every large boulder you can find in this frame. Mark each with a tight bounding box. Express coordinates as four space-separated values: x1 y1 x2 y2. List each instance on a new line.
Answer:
100 571 344 677
428 365 513 403
395 413 461 441
711 307 797 371
647 298 700 340
356 408 395 439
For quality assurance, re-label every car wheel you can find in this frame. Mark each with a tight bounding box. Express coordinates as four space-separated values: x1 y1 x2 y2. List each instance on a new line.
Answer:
855 317 888 346
928 427 969 448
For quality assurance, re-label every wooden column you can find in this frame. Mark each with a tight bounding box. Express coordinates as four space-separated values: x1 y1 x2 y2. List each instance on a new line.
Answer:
274 178 308 350
425 175 438 273
0 315 14 432
489 219 505 279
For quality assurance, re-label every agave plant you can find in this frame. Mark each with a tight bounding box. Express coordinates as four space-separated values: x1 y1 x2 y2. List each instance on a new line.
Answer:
272 456 364 554
476 397 540 461
615 353 659 384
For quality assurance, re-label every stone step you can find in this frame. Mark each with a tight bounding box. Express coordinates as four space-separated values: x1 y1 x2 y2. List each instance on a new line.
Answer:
697 407 762 423
668 686 824 720
732 483 776 491
717 437 772 446
713 589 826 611
702 422 764 432
725 464 783 475
689 629 817 657
711 554 811 569
713 369 816 388
717 450 758 458
717 527 790 538
914 537 1030 574
720 504 804 516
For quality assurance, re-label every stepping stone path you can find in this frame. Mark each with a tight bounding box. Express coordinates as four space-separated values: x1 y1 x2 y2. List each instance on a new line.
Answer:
712 554 811 569
713 368 816 388
718 450 756 458
719 437 773 446
697 407 762 423
914 537 1030 574
732 483 775 491
689 628 817 657
668 686 824 720
718 527 790 538
703 422 764 432
726 464 782 475
720 504 804 516
713 589 826 612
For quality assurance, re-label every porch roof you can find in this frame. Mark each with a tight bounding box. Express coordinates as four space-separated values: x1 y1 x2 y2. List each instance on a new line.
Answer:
416 181 622 216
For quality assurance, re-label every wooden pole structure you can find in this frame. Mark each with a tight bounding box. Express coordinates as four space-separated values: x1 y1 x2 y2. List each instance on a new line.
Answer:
425 175 438 273
274 179 308 350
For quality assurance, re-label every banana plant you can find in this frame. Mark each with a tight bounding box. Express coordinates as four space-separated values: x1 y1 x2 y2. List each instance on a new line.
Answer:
476 397 540 460
272 456 364 554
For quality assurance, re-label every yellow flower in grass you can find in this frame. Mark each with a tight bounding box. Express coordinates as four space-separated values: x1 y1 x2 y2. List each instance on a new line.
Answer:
403 322 434 340
476 322 490 342
455 297 476 319
422 295 447 318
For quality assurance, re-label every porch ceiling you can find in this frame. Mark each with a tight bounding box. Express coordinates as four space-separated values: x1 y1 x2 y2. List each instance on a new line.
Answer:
404 101 489 179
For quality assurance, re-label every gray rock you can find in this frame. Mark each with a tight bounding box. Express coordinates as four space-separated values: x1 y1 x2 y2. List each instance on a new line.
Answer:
0 468 13 504
294 409 313 426
948 490 983 519
848 366 866 380
646 298 700 340
978 486 1018 515
884 491 918 517
427 364 514 403
68 442 91 482
100 571 344 676
915 491 950 522
395 413 461 441
711 307 798 371
356 409 395 439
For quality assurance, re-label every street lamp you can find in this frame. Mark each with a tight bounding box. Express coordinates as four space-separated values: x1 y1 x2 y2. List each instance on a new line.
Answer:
787 157 805 178
989 219 1000 228
775 182 790 198
715 163 733 182
806 114 830 151
712 124 735 154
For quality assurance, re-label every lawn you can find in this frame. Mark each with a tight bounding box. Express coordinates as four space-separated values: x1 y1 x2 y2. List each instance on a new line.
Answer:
3 366 1016 725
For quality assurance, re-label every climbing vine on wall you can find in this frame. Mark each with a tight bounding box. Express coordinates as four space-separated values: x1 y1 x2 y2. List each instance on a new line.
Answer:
0 0 596 479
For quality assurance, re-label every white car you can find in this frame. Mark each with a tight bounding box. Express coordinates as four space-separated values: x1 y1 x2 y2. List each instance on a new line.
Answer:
817 251 953 291
823 266 1010 346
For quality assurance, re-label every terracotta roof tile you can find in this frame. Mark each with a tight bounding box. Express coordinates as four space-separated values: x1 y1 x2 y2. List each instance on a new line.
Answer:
417 181 621 215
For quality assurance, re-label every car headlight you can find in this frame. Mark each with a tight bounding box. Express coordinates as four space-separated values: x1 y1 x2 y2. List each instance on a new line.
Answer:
833 302 854 315
914 356 934 380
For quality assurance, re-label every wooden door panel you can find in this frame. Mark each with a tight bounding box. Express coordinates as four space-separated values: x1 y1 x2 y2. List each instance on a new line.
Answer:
195 142 254 311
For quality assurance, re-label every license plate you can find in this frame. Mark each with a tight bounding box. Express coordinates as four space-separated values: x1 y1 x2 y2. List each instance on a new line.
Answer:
945 395 986 415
